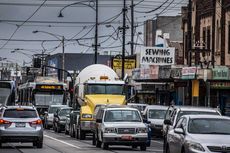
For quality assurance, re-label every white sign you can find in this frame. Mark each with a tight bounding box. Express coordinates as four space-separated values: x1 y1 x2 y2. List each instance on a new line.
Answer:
140 47 175 65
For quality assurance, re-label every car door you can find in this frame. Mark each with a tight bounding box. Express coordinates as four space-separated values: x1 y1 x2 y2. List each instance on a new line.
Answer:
96 109 104 141
172 117 187 153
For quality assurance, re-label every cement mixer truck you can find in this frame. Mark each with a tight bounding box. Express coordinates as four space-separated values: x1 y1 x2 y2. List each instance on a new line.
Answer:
73 64 126 140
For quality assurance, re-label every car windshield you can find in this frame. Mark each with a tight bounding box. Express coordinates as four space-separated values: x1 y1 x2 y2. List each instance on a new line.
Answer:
149 109 167 119
104 110 141 122
3 109 37 118
177 111 219 121
0 88 10 105
48 106 61 113
34 92 64 106
129 105 146 112
59 109 71 117
188 118 230 134
87 84 124 95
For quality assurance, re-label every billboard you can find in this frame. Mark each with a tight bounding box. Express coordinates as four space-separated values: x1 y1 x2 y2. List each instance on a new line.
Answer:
140 47 175 65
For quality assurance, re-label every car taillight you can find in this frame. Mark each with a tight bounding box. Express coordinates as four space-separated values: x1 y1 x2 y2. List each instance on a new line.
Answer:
30 119 42 126
0 119 11 124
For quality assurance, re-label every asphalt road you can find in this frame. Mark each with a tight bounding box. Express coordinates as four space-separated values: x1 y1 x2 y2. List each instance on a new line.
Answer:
0 130 163 153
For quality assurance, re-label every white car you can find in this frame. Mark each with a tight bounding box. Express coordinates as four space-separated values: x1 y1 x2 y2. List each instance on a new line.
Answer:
166 115 230 153
94 105 148 150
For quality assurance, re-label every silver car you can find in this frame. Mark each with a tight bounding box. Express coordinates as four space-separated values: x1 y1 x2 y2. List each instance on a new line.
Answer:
143 105 168 137
0 106 43 148
95 106 148 151
44 105 67 129
166 115 230 153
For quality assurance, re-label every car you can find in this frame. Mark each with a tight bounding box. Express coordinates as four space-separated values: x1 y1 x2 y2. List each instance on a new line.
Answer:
93 105 148 150
65 110 80 137
0 106 43 148
143 105 168 137
166 115 230 153
44 105 67 129
162 105 221 152
53 107 73 133
127 103 148 115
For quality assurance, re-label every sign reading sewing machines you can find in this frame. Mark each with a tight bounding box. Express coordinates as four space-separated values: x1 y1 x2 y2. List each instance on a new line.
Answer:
140 47 175 65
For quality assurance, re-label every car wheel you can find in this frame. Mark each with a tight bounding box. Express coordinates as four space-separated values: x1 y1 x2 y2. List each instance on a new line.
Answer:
140 145 146 151
92 132 96 145
79 128 85 140
102 142 109 150
181 147 185 153
36 140 43 148
166 144 170 153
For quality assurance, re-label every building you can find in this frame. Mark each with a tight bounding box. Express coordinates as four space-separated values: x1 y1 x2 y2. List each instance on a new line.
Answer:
45 53 111 80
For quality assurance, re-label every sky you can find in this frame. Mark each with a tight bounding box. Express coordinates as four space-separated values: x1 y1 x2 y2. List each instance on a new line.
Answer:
0 0 188 66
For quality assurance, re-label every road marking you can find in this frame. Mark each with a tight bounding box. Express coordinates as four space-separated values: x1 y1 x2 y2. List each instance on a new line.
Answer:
151 140 164 144
44 135 81 149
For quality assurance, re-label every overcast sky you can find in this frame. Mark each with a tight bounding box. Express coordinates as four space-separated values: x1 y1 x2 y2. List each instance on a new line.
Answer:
0 0 187 65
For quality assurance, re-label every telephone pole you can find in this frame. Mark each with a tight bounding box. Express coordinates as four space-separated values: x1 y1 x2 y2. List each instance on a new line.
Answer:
121 0 127 79
130 0 134 55
94 0 99 64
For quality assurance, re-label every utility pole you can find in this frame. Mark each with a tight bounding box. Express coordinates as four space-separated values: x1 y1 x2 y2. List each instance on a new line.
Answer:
187 0 192 105
122 0 127 79
94 0 98 64
130 0 134 55
62 36 65 82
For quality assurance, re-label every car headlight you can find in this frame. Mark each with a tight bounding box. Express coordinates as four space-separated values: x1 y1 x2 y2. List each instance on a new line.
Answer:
104 127 116 133
187 141 205 152
137 127 148 133
82 114 92 118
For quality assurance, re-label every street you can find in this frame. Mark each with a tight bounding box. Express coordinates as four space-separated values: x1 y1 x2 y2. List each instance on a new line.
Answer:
0 130 163 153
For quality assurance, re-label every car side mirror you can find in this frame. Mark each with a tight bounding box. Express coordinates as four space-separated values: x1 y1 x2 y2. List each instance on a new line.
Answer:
143 119 151 124
174 128 185 135
164 119 172 125
96 118 102 123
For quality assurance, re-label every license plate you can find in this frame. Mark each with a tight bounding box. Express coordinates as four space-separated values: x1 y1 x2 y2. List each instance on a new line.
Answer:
121 135 133 140
16 123 25 127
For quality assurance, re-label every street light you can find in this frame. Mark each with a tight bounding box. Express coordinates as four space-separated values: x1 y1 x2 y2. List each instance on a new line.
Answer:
57 0 99 64
11 50 34 59
32 30 65 82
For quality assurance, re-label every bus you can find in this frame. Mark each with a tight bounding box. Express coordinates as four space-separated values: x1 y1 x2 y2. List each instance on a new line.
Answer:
0 80 16 106
18 77 68 116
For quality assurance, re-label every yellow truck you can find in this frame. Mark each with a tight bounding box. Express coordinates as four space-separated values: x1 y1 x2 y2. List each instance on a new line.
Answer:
74 64 126 140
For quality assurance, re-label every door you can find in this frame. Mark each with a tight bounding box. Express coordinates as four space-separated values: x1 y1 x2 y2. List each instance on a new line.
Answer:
220 96 230 116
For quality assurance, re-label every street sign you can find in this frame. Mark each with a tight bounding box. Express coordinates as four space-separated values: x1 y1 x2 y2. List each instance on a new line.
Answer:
112 58 136 70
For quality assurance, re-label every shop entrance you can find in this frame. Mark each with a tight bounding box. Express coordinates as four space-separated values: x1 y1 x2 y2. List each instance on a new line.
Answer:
220 95 230 116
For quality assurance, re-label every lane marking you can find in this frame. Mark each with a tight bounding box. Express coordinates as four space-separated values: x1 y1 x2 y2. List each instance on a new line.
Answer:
44 135 81 149
151 140 164 144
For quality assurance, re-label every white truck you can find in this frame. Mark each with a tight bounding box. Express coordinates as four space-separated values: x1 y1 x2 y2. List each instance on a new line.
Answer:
73 64 126 140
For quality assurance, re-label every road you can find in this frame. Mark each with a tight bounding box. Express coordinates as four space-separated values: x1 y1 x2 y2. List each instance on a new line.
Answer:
0 130 163 153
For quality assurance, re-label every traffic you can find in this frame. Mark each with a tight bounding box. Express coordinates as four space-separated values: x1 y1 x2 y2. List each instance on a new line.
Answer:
0 64 230 153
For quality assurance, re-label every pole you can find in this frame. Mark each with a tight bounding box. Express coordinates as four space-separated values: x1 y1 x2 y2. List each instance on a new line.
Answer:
130 0 134 55
122 0 127 79
62 36 65 82
94 0 98 64
211 0 215 68
187 0 192 105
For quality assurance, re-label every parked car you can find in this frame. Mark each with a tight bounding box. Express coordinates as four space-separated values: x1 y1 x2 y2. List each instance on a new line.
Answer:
166 115 230 153
127 103 148 114
0 106 43 148
143 105 168 137
65 110 80 137
53 107 72 133
44 105 67 129
93 105 148 150
162 105 221 152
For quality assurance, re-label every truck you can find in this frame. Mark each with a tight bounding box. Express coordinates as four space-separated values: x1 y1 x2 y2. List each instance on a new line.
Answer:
73 64 126 140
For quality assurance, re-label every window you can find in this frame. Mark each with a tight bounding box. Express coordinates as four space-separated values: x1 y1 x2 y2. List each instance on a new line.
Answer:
207 28 211 50
3 109 37 118
228 23 230 54
104 110 141 122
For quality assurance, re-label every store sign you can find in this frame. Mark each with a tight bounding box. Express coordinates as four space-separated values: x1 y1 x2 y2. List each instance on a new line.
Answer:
159 66 171 79
140 47 175 65
170 68 182 79
36 85 63 90
210 82 230 89
181 67 197 79
112 58 136 70
140 65 159 79
212 66 229 80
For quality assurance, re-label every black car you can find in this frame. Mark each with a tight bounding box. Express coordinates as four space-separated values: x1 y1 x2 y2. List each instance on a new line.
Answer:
53 107 72 133
65 110 80 137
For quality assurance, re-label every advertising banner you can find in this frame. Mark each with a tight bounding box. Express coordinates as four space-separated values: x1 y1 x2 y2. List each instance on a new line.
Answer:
140 47 175 65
